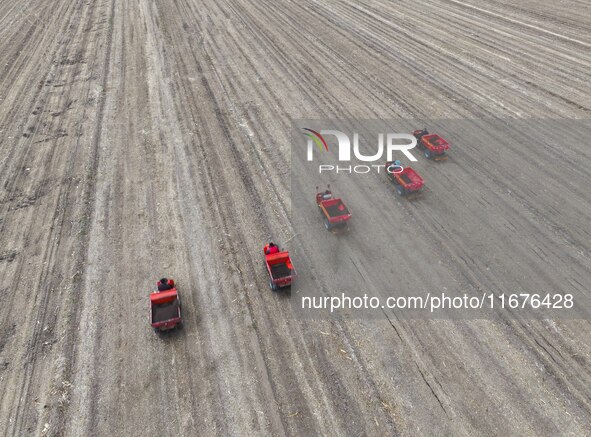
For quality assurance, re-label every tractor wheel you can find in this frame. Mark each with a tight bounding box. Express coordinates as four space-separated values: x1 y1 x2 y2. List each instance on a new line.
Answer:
424 149 432 159
269 280 278 291
396 185 406 196
176 321 183 330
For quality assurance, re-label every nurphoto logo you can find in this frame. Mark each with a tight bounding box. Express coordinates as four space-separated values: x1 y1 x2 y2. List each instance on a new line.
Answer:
302 128 417 174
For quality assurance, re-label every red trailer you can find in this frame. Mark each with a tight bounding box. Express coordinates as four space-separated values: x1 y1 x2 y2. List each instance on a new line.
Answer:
385 162 424 197
150 280 182 332
263 244 296 291
413 129 450 160
316 185 352 232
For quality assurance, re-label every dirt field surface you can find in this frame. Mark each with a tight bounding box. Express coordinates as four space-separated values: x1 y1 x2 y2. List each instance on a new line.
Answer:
1 0 590 436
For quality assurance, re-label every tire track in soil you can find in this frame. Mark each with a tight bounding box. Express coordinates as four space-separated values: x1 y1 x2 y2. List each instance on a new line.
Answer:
0 1 113 435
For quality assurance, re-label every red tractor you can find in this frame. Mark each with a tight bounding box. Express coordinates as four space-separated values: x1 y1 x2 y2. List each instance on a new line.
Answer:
150 279 183 332
413 129 450 160
264 244 296 291
385 161 424 197
316 185 352 232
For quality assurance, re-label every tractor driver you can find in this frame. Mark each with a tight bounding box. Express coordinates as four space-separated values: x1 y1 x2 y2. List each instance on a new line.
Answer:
265 242 280 255
158 277 174 291
387 160 403 173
